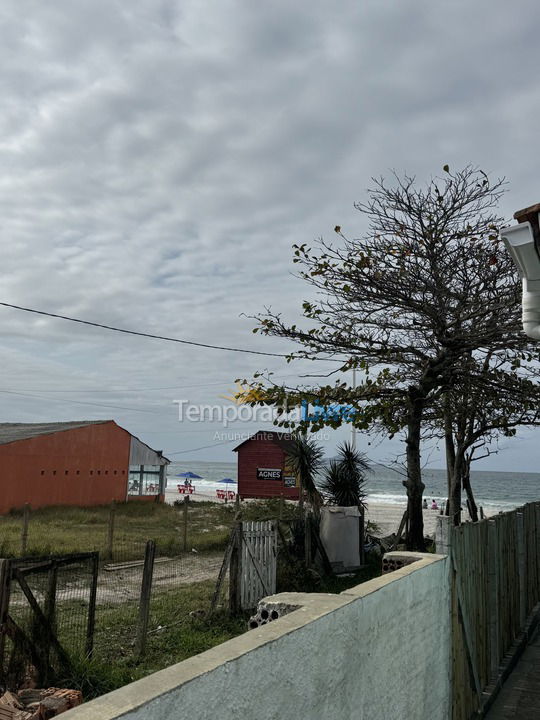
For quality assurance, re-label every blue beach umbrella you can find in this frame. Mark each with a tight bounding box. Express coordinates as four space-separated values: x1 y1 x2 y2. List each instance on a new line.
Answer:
175 471 203 479
218 477 236 503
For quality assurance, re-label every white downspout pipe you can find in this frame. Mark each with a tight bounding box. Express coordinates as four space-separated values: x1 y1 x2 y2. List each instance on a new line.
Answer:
501 204 540 340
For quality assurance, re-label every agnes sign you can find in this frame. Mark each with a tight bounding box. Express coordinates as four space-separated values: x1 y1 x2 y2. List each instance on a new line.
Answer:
257 468 282 480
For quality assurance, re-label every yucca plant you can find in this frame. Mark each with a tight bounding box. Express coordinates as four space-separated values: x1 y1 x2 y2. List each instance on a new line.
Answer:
321 442 369 509
286 434 325 508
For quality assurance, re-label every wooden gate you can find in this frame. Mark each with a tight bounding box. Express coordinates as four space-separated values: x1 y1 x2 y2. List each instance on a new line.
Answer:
230 521 277 611
0 552 99 689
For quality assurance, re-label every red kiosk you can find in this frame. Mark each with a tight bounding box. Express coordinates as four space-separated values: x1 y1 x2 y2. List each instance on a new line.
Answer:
234 430 300 500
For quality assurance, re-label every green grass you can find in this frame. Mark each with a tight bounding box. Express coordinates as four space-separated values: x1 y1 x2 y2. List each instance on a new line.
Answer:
0 498 304 561
56 551 381 701
54 579 249 698
0 499 381 701
1 502 184 558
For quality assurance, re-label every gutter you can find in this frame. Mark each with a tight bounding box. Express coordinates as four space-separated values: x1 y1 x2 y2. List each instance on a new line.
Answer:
501 203 540 340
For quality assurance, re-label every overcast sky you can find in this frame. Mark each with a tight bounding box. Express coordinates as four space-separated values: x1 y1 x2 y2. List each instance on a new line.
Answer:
1 1 540 472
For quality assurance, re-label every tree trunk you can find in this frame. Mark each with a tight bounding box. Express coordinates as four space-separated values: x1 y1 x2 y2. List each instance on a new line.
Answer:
404 394 426 551
448 404 467 526
448 451 464 526
461 458 479 523
444 397 456 519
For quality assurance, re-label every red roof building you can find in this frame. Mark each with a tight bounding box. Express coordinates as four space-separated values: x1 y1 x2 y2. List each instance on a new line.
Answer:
234 430 299 500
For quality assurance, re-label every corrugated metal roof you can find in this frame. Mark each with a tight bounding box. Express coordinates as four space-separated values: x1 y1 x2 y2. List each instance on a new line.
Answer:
129 435 169 466
0 421 111 446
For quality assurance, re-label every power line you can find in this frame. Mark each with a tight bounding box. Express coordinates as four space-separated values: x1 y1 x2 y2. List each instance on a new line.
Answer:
0 302 292 358
0 389 165 415
4 380 232 394
3 370 330 395
167 437 240 455
2 373 342 395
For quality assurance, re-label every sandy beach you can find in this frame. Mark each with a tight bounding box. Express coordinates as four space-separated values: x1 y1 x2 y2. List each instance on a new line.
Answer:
165 486 455 539
366 502 438 538
164 487 232 505
365 502 498 537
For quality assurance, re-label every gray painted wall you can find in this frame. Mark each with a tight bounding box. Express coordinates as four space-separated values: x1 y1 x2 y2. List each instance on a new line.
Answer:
65 554 451 720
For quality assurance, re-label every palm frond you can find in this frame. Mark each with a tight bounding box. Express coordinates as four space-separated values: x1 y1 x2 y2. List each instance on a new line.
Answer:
286 434 325 506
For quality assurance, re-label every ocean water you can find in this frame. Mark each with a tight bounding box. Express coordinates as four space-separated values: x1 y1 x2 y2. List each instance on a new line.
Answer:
167 460 540 513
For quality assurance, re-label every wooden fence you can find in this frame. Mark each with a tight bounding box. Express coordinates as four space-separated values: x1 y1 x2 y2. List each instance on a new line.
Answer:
228 521 277 611
0 552 99 690
437 502 540 720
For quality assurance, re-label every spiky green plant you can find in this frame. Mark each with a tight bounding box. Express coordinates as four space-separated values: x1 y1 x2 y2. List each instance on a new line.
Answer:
286 434 325 507
321 442 369 508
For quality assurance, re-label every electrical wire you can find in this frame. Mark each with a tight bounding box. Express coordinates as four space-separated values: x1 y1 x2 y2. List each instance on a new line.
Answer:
0 303 347 448
0 301 331 359
0 389 165 414
3 370 337 395
166 437 241 455
4 380 233 394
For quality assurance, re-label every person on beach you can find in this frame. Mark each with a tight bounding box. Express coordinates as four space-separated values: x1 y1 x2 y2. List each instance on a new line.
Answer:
423 499 428 509
431 499 438 510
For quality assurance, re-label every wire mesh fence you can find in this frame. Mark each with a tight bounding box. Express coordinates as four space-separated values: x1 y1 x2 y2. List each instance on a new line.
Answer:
90 540 228 664
0 497 306 689
0 553 98 690
0 544 234 690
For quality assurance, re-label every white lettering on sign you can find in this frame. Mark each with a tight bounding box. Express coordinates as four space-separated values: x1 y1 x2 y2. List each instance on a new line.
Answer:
257 468 282 480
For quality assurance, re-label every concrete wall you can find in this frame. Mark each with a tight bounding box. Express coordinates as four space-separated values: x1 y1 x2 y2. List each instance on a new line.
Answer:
65 553 451 720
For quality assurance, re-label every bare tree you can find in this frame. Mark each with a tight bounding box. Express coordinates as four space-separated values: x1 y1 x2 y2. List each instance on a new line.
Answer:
249 166 538 549
430 354 540 523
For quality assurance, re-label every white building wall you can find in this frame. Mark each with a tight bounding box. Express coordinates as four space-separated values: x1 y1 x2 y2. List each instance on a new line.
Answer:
65 554 451 720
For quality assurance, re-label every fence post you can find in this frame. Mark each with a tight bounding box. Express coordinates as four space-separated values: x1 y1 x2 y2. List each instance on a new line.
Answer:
536 504 540 605
359 507 365 565
0 559 11 680
516 512 526 629
435 515 452 556
21 504 30 555
304 512 312 567
135 540 156 661
86 552 99 659
229 523 242 614
107 501 116 561
488 519 500 676
42 559 58 682
183 496 190 552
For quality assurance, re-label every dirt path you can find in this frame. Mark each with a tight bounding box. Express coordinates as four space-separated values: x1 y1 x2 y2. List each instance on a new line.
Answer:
6 552 226 608
95 551 224 604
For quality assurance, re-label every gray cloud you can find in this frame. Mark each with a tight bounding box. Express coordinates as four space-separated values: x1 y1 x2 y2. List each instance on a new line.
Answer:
0 0 539 469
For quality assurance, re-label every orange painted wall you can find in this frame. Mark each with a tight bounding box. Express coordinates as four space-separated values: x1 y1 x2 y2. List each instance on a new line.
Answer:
0 422 131 513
